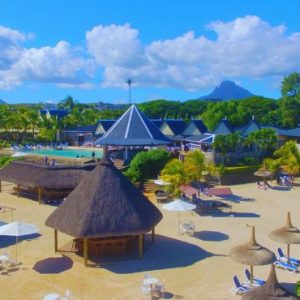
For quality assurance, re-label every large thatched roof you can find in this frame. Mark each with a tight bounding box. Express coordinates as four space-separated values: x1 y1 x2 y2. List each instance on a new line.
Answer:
0 161 95 189
45 156 163 238
242 265 299 300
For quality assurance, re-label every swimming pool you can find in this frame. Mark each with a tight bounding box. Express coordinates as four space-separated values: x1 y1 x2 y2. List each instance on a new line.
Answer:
26 148 103 159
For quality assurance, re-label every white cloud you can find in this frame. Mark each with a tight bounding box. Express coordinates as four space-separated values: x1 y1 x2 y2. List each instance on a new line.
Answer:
0 26 28 70
0 27 94 89
2 16 300 91
86 24 145 67
86 16 300 90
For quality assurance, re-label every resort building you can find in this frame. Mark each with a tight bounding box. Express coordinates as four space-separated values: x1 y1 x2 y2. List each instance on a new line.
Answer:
181 119 207 137
39 109 70 120
159 119 186 141
94 120 115 138
95 105 171 161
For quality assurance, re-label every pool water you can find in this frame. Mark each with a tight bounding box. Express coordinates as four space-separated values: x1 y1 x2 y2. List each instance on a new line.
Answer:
28 148 103 159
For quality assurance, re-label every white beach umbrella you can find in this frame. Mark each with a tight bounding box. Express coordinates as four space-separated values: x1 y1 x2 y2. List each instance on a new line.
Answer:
162 199 196 231
154 179 171 186
0 221 39 261
162 199 196 212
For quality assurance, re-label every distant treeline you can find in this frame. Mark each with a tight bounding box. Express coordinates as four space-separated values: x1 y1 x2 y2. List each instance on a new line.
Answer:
0 73 299 143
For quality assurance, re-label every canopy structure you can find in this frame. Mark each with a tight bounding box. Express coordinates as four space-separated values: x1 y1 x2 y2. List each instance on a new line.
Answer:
95 104 172 146
46 155 163 265
162 199 196 231
0 221 39 261
269 212 300 262
229 226 275 285
254 169 272 178
0 161 95 203
242 265 298 300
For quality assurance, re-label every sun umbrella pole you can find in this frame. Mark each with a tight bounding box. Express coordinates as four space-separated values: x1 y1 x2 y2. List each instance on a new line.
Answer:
15 235 18 263
250 265 253 285
287 244 290 263
178 211 180 235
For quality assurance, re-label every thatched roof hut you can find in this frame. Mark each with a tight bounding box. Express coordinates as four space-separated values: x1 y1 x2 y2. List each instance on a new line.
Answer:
242 265 299 300
45 156 163 265
0 161 95 189
0 161 95 203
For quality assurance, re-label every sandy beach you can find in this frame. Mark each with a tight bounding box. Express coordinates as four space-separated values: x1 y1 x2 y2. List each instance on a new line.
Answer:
0 180 299 300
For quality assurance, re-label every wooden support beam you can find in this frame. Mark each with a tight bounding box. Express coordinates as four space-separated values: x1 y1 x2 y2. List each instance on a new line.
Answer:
152 227 155 244
138 233 143 258
54 230 58 252
83 238 88 266
38 187 42 205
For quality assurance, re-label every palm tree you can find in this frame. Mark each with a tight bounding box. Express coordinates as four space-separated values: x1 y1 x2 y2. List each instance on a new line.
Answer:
161 159 187 196
184 150 206 182
274 141 300 175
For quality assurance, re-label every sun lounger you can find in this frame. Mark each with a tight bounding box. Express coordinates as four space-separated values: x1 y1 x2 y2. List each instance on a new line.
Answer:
274 260 298 272
231 276 250 295
243 268 265 286
277 248 300 266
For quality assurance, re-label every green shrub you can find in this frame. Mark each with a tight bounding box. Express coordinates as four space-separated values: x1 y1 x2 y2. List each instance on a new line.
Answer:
125 149 171 182
222 164 261 175
0 139 10 149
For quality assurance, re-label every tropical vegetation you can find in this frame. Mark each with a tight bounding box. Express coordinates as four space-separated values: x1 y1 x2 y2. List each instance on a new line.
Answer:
161 150 218 195
124 148 171 182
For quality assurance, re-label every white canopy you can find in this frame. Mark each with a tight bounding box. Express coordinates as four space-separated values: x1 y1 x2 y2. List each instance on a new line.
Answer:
162 199 196 212
154 179 171 186
0 221 38 236
0 221 39 262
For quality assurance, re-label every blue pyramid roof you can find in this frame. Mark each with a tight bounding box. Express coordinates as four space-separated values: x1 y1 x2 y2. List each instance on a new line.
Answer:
95 105 172 146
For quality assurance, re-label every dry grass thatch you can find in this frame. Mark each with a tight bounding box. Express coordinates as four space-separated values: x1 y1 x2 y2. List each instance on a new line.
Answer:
242 265 299 300
269 212 300 245
229 226 275 266
0 161 95 189
45 156 163 237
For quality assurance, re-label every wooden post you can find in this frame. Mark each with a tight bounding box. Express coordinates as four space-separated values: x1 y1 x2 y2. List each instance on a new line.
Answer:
54 230 58 252
151 227 155 244
83 238 88 266
138 233 143 258
0 180 2 193
250 265 253 285
38 187 42 205
17 184 20 198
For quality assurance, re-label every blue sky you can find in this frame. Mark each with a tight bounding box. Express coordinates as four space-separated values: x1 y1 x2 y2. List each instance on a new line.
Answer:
1 0 300 103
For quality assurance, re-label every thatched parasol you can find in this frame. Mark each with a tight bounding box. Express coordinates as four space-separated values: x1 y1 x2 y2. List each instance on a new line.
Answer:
229 226 275 285
269 212 300 262
254 169 272 183
241 264 299 300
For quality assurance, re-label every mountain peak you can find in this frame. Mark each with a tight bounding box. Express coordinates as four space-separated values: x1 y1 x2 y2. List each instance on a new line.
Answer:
0 99 6 105
200 80 254 101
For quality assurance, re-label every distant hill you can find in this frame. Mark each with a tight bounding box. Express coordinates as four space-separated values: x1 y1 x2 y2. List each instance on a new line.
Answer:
0 99 6 104
199 81 255 101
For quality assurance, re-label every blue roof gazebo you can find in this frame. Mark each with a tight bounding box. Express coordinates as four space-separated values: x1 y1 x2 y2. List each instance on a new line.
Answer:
95 104 172 147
